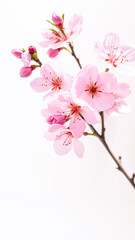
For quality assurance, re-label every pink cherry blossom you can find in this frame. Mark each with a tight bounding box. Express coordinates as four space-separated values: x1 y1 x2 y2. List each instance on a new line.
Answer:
39 14 83 50
12 48 24 59
42 94 100 138
105 82 131 116
30 63 73 98
95 33 135 72
58 94 100 137
75 65 117 112
44 124 84 157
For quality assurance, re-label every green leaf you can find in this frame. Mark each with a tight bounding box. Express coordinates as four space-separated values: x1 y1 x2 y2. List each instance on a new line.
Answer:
46 20 57 27
49 28 61 37
62 14 64 23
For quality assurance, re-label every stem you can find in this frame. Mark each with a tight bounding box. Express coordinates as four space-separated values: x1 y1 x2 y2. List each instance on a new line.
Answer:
71 44 135 189
34 58 42 67
80 112 135 189
100 111 105 138
69 43 82 69
101 139 135 189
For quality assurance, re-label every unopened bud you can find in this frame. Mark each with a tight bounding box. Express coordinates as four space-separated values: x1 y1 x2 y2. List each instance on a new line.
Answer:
12 48 24 59
20 66 33 78
83 132 89 136
52 13 63 27
47 48 61 58
28 45 37 54
47 115 67 125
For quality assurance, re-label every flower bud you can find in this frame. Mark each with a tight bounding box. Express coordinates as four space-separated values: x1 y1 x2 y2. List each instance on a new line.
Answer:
52 13 63 27
47 48 61 58
12 48 24 59
47 115 67 125
28 46 37 54
20 66 33 78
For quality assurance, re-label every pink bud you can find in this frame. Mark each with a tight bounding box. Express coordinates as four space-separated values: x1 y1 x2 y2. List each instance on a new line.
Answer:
52 13 63 27
20 66 33 78
12 48 24 59
28 46 37 54
47 48 61 58
47 115 68 125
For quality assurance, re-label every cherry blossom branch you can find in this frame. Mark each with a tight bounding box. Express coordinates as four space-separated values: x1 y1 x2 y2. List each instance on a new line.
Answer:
70 43 135 189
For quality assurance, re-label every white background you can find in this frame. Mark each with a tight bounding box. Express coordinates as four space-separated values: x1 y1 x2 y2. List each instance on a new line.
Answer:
1 0 135 239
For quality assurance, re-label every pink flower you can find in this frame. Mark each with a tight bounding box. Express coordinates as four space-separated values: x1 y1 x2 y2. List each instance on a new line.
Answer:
39 14 83 49
20 65 37 78
52 13 63 27
42 94 100 138
30 63 73 98
75 65 117 112
12 48 24 59
44 124 84 158
105 82 131 116
95 33 135 71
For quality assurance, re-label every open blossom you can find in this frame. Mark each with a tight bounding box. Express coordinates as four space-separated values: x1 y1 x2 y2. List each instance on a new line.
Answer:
30 63 73 99
42 94 100 138
95 33 135 72
105 82 131 116
44 124 84 158
76 65 117 112
39 13 83 49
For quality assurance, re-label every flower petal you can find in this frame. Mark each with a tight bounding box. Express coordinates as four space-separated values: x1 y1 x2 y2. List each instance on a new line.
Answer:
69 117 86 138
115 83 130 98
97 72 117 92
81 106 100 124
30 77 51 92
89 92 115 111
73 139 84 158
53 135 72 155
103 32 120 51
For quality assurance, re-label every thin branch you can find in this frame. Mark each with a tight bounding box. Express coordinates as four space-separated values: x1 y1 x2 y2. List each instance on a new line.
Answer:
69 43 82 69
80 113 135 189
34 58 42 67
100 111 105 138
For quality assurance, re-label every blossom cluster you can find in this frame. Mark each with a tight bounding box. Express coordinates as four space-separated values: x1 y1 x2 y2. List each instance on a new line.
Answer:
12 13 135 158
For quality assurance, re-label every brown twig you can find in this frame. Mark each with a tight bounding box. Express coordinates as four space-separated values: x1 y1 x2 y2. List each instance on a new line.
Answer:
69 43 82 69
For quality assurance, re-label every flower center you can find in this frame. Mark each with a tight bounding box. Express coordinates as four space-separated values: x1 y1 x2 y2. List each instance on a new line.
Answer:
57 131 73 146
85 82 99 98
70 103 81 115
105 47 128 67
51 77 62 90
